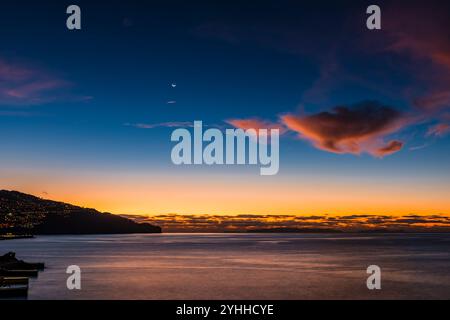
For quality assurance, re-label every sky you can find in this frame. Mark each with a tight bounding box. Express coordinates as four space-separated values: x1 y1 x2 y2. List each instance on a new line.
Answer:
1 0 450 217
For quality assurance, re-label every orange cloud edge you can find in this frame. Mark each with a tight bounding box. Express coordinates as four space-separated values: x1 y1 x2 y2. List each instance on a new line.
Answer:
122 213 450 233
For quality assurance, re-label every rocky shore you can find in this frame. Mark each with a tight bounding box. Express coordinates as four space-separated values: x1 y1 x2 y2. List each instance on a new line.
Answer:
0 252 45 298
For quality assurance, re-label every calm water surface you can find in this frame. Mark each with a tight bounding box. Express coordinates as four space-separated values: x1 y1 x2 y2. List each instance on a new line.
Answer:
1 233 449 299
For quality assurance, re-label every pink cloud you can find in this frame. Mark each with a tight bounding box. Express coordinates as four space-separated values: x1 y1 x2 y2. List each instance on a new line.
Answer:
125 121 194 129
226 118 287 135
281 102 409 157
372 140 404 157
0 58 71 106
383 4 450 114
414 91 450 112
427 123 450 137
0 60 34 81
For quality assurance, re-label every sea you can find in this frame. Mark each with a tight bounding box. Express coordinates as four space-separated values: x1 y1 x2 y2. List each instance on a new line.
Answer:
1 233 449 299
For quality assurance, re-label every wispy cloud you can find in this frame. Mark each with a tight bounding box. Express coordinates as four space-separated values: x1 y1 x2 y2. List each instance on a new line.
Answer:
414 91 450 113
0 57 87 106
226 118 287 135
426 123 450 137
383 3 450 114
0 58 67 105
0 110 39 117
124 121 194 129
409 144 430 151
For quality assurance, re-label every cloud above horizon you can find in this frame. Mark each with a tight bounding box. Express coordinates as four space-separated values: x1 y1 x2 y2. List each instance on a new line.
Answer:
427 123 450 137
123 213 450 233
193 2 450 158
124 121 194 129
226 118 287 135
383 3 450 114
281 101 409 157
0 58 72 106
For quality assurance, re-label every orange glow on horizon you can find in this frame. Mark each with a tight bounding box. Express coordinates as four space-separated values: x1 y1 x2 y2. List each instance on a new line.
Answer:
1 168 450 216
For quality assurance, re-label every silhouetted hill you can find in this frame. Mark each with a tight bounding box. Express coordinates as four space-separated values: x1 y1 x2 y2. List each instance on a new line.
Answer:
0 190 161 234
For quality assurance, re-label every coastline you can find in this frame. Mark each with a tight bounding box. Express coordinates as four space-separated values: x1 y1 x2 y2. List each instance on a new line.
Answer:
0 235 34 241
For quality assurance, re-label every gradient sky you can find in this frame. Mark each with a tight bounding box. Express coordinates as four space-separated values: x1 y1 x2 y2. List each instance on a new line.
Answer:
1 0 450 216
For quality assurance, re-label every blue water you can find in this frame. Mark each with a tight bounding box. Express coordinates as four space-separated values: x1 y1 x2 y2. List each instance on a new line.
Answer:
1 233 450 299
